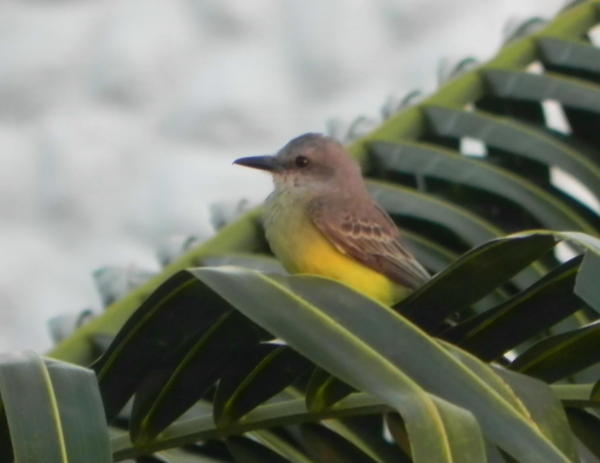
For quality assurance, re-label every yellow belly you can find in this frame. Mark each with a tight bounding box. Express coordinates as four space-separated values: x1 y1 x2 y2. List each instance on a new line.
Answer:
265 206 407 305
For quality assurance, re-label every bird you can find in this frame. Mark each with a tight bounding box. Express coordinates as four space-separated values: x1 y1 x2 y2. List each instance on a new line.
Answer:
233 133 429 305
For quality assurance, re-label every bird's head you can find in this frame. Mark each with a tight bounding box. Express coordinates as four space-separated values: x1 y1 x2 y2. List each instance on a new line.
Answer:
234 133 363 195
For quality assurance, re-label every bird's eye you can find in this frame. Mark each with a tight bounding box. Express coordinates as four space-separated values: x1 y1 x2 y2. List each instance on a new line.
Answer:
295 155 310 168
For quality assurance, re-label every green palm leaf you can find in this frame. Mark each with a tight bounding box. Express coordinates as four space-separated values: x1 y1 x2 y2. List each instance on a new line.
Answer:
0 352 111 463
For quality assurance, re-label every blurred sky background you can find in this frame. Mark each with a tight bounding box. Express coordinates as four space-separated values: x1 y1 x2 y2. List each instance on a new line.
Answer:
0 0 569 352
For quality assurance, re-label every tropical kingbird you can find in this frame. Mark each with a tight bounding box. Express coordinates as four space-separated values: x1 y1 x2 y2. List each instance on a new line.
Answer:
234 133 429 305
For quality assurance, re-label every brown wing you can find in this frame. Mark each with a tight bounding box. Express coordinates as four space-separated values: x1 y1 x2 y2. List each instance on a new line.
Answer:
308 196 430 289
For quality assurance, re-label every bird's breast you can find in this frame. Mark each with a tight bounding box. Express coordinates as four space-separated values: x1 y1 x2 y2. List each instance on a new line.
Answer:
263 192 407 305
263 192 319 274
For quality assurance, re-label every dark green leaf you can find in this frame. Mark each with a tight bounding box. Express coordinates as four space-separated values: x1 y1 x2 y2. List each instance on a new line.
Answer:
511 320 600 382
398 233 556 330
226 435 291 463
194 266 567 462
369 140 596 233
244 429 315 463
493 368 576 459
448 255 584 359
537 37 600 76
438 341 577 460
131 311 259 443
402 230 458 273
367 181 501 247
575 250 600 312
423 104 600 200
182 268 488 462
483 69 600 114
153 447 227 463
565 408 600 459
384 413 411 459
305 368 354 412
0 400 10 462
328 415 412 463
92 272 230 420
0 352 111 463
111 394 389 460
551 383 598 408
214 345 313 427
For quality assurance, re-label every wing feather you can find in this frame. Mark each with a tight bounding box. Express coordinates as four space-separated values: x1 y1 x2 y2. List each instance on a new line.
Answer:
308 196 430 289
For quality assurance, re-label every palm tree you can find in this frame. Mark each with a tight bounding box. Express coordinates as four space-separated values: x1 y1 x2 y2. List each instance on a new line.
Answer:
1 1 599 462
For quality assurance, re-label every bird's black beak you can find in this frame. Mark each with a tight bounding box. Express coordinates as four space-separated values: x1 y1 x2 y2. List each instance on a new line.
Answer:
233 155 280 172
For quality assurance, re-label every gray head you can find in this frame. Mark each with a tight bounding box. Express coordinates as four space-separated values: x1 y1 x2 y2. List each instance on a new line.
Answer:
234 133 363 196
